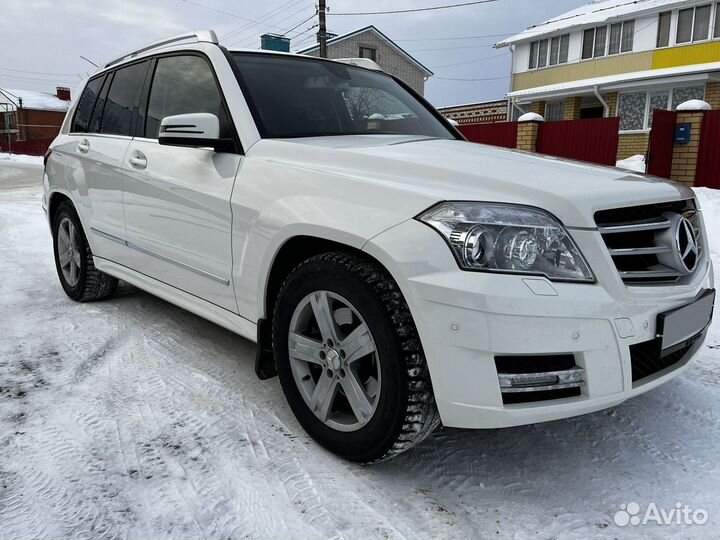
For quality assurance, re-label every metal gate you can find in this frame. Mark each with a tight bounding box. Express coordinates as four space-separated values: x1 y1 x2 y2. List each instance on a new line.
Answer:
458 122 518 149
695 110 720 189
646 109 676 178
536 117 619 166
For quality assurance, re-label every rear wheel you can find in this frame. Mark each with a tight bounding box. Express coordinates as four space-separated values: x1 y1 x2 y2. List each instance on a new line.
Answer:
273 252 440 462
52 201 118 302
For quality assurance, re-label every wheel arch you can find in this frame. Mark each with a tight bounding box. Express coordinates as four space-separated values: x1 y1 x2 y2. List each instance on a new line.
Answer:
48 190 73 226
255 234 401 380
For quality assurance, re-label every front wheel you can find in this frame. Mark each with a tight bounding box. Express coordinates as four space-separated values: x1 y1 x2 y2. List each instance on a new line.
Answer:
273 252 440 462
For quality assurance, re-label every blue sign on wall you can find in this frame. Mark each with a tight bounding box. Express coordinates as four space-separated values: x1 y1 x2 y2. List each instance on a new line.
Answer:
675 123 692 145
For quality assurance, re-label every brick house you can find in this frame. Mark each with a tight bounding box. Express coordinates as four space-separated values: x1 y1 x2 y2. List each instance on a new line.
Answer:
0 87 71 154
496 0 720 159
297 25 433 95
437 99 509 125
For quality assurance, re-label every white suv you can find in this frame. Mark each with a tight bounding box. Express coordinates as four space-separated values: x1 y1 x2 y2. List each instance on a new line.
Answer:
43 31 714 462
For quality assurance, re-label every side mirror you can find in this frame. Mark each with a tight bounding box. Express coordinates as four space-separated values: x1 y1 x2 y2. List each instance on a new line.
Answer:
159 113 233 152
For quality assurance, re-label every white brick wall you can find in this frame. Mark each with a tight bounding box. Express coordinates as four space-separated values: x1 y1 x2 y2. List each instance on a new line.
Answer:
302 29 428 95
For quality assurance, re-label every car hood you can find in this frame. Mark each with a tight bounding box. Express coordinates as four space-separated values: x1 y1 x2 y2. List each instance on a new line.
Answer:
247 135 694 229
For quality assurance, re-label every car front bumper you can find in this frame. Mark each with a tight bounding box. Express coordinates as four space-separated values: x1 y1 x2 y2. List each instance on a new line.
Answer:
364 219 714 429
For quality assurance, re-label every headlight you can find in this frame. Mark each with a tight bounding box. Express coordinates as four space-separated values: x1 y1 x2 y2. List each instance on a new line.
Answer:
418 202 594 282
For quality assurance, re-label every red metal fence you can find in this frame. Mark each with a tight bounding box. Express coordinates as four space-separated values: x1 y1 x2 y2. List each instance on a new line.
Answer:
696 110 720 189
536 117 620 166
458 122 518 149
0 139 53 156
647 109 676 179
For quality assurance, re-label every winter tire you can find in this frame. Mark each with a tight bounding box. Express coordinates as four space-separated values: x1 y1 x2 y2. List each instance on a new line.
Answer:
273 252 440 463
52 201 118 302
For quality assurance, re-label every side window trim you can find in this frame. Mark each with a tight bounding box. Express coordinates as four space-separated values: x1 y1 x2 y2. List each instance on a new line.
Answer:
140 50 242 154
90 71 114 135
135 57 157 138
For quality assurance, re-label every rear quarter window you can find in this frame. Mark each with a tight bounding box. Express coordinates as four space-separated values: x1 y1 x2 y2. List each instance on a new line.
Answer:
71 76 104 133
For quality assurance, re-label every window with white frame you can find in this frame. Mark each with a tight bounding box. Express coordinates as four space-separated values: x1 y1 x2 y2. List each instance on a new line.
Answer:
582 20 634 59
677 4 712 43
618 85 705 131
528 34 569 69
657 11 672 47
545 101 565 121
715 2 720 38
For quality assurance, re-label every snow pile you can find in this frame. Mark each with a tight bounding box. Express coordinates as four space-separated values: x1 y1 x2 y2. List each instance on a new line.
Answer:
677 99 712 111
0 152 44 165
616 154 646 172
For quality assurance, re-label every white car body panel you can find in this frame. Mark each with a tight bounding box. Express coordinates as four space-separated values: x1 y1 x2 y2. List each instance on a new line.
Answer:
122 138 241 312
44 40 714 431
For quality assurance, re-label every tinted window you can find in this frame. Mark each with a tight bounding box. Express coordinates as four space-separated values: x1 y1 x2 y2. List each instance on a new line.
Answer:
99 62 147 136
146 55 231 139
71 76 104 132
89 75 111 133
231 53 454 139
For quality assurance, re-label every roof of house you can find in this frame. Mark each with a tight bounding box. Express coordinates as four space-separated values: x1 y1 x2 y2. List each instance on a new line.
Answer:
295 25 434 76
0 88 70 112
507 60 720 100
496 0 687 47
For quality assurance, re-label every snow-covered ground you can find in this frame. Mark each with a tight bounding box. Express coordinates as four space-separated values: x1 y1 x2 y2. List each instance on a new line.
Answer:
0 152 44 165
1 162 719 540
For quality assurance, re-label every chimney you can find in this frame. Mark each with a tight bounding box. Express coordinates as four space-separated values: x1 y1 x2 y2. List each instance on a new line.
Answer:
56 87 71 101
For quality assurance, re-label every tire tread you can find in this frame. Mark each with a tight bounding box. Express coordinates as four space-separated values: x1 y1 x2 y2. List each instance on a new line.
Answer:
274 252 440 462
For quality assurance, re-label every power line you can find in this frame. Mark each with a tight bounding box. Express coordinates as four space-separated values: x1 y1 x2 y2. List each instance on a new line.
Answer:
331 0 499 16
431 53 508 69
409 43 499 52
395 32 514 42
176 0 290 31
225 5 316 47
222 1 309 44
0 67 76 77
220 0 305 39
433 75 510 81
288 23 318 41
283 12 318 36
0 73 77 84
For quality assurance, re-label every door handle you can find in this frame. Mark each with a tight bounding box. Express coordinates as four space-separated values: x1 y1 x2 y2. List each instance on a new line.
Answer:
129 152 147 170
77 139 90 154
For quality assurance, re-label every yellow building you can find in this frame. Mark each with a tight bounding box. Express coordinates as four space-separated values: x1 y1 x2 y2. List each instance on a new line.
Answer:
496 0 720 158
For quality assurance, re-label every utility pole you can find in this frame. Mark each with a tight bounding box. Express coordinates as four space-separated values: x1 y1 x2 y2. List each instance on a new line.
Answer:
318 0 327 58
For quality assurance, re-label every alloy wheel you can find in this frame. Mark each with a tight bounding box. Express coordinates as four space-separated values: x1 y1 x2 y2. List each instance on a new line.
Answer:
288 290 381 432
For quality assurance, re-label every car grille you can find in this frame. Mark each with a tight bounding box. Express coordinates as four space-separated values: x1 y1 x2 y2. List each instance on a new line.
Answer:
629 335 699 383
595 199 701 285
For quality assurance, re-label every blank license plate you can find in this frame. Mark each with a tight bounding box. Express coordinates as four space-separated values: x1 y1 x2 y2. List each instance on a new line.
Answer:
658 289 715 351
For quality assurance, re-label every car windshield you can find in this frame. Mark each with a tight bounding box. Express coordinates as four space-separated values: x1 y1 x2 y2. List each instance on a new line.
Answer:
231 53 455 139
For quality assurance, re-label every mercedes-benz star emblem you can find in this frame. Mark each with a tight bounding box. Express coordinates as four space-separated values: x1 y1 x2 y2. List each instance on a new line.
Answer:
676 216 699 273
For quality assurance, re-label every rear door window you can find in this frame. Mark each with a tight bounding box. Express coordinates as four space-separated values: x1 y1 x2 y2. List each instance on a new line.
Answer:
98 61 149 136
71 76 104 133
145 55 232 139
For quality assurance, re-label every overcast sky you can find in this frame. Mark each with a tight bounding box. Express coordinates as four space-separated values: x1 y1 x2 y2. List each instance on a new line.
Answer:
0 0 587 107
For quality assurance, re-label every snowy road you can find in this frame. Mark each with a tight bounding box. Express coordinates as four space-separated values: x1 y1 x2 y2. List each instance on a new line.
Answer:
1 161 719 540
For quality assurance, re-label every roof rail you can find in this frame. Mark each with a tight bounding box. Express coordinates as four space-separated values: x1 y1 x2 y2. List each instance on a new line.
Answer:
104 30 219 68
